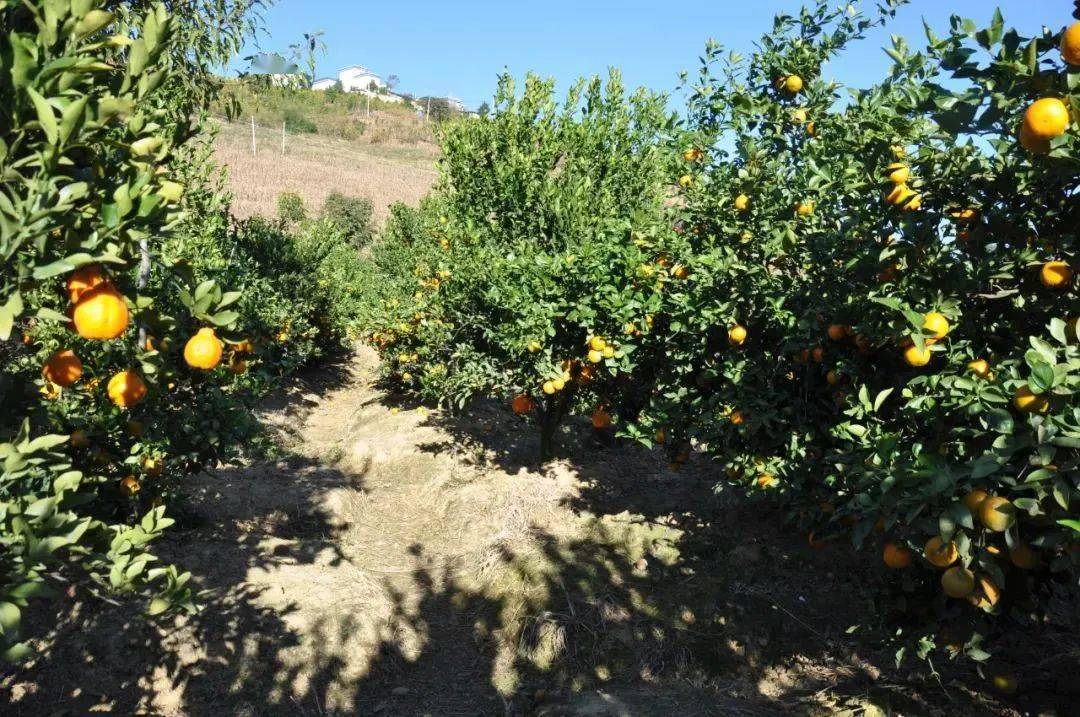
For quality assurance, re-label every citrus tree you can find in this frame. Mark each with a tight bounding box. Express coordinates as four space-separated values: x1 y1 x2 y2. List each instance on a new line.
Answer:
0 0 266 660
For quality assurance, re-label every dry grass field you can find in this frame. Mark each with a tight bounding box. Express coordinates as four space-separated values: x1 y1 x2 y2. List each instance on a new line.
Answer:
210 116 440 225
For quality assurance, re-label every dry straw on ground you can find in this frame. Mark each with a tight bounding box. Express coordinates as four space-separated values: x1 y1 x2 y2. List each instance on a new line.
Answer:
211 117 439 225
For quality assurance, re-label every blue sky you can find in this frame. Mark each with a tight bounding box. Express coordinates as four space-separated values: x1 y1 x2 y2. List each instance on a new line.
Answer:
235 1 1057 110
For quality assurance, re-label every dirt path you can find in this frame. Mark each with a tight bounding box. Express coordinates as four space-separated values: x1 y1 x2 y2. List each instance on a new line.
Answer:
3 347 1050 716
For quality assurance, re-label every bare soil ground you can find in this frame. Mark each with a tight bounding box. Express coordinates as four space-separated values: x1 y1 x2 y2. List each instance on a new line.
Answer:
211 119 439 224
3 347 1076 716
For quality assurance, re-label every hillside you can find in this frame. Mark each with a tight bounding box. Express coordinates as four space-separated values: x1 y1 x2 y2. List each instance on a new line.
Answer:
210 117 439 224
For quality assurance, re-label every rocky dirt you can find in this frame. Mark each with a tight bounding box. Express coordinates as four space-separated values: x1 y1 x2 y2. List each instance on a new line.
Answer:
2 347 1073 716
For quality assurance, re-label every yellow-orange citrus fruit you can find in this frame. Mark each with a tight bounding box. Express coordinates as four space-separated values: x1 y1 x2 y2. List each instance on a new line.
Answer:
107 370 147 408
826 324 848 341
1040 260 1073 288
552 377 566 391
119 475 141 497
672 265 690 280
903 343 932 367
756 473 778 489
791 107 807 124
678 174 694 189
588 336 606 351
1062 21 1080 65
1022 97 1069 140
969 575 1001 610
683 147 704 162
979 496 1016 532
591 408 612 430
602 345 615 359
542 380 556 395
941 566 976 598
883 542 912 569
734 193 750 212
512 394 534 415
141 455 164 477
184 328 223 370
968 359 992 379
805 121 815 136
729 409 745 425
885 183 914 205
527 340 542 353
1009 544 1040 570
42 349 83 387
66 264 106 303
963 489 989 514
1013 385 1049 414
587 349 604 364
923 312 950 342
783 74 803 93
923 537 959 568
825 370 840 386
991 672 1018 696
884 162 909 184
73 284 129 340
69 429 91 449
795 201 814 216
810 347 824 363
728 324 747 347
1019 121 1050 154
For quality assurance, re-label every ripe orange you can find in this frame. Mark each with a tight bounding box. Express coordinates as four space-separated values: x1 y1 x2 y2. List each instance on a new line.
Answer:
795 201 814 216
602 345 615 359
184 327 224 370
119 475 141 497
1009 544 1040 570
512 394 534 415
729 410 745 425
902 343 932 367
962 489 989 514
42 349 83 387
884 183 914 206
552 376 566 391
1019 121 1050 154
66 264 105 303
923 536 958 567
883 162 909 184
1022 97 1069 140
73 284 129 340
883 542 912 569
672 265 690 280
922 312 950 342
728 324 747 347
141 455 164 477
588 336 607 351
587 349 604 363
678 174 694 189
756 473 778 489
969 575 1002 610
734 193 750 212
783 74 803 93
1013 385 1049 414
591 408 612 430
107 370 148 408
805 121 815 137
1063 21 1080 65
968 359 992 380
1040 260 1073 288
825 370 840 386
941 566 976 598
826 324 848 341
683 147 704 162
810 347 824 363
542 381 556 395
979 496 1015 532
69 429 91 449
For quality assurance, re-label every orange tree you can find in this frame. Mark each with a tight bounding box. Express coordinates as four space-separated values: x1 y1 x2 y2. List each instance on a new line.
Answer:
633 0 1080 668
0 0 277 660
358 71 675 459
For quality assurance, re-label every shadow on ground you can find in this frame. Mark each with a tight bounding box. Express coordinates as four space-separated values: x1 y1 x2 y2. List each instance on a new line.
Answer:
3 358 1077 716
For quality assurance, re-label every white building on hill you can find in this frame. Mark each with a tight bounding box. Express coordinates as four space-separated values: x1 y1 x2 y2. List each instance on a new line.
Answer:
311 65 405 104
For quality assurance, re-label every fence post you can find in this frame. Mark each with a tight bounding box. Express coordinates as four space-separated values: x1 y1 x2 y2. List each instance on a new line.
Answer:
250 116 257 157
281 121 285 156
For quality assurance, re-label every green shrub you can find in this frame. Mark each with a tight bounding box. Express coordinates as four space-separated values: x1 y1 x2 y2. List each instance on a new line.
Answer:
322 192 375 248
283 107 317 134
277 191 306 223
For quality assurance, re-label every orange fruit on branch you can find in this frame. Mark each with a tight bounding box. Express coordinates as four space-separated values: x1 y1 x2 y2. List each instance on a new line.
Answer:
184 327 224 370
66 264 106 303
883 542 912 569
42 349 83 387
941 566 976 598
727 324 747 347
1040 260 1073 288
73 284 129 340
1022 97 1070 140
1062 21 1080 65
923 536 958 567
119 475 141 497
922 312 950 342
512 394 534 415
591 407 612 430
902 343 932 367
978 496 1016 532
1013 385 1049 414
968 359 992 380
107 370 147 408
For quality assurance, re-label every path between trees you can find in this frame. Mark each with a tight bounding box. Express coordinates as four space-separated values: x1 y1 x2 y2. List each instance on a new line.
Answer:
3 347 1024 716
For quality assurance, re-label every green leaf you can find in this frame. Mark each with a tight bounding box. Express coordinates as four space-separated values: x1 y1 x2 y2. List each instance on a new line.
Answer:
0 602 20 633
25 87 58 145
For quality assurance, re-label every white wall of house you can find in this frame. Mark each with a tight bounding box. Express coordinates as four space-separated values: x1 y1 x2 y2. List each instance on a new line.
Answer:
339 66 386 93
311 77 337 91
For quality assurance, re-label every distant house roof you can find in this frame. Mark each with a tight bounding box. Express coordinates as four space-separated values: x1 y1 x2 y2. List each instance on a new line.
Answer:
340 65 377 75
